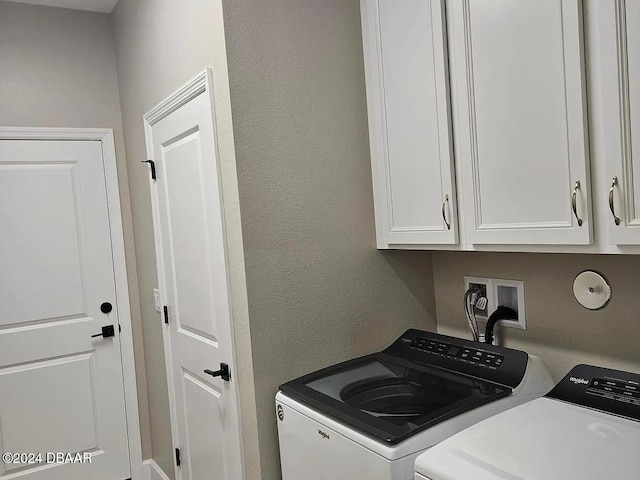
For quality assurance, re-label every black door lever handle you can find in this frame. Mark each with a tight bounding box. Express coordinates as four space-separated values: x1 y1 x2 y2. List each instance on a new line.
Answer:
91 325 115 339
204 363 230 381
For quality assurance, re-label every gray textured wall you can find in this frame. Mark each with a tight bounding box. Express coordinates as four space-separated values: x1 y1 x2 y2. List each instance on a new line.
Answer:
0 0 150 459
433 251 640 380
221 0 438 478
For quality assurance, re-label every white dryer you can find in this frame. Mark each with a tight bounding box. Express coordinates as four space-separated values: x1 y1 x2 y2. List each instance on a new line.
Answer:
276 329 553 480
415 363 640 480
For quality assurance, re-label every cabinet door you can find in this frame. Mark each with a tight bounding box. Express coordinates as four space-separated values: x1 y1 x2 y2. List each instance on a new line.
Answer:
449 0 591 245
599 1 640 245
361 0 457 245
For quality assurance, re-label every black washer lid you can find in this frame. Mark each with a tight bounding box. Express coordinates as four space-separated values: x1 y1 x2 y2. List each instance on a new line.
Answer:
279 352 510 444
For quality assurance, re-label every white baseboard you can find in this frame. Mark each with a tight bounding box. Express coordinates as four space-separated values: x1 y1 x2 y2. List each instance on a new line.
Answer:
142 459 171 480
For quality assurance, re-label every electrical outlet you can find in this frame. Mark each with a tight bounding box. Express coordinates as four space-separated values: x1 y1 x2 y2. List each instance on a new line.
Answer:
464 276 494 320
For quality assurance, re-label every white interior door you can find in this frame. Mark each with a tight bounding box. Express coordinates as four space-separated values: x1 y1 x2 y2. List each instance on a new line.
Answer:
449 0 591 245
0 140 131 480
146 73 243 480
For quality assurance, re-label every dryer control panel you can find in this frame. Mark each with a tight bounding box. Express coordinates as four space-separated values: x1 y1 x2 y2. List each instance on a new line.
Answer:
547 364 640 422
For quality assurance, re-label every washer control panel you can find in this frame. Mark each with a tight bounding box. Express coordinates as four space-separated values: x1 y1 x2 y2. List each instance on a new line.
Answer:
410 337 504 369
385 329 529 389
547 364 640 421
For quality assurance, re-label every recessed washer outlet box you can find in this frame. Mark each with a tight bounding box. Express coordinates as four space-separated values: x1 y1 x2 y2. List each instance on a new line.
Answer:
463 277 526 331
493 279 526 330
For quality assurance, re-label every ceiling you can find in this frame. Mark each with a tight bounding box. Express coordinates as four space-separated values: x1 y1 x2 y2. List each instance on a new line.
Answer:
6 0 119 13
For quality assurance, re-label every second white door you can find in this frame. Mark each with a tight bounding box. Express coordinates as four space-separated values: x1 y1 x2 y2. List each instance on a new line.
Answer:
145 72 244 480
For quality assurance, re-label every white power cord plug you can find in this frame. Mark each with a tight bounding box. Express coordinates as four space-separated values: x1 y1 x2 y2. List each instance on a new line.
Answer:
475 296 488 311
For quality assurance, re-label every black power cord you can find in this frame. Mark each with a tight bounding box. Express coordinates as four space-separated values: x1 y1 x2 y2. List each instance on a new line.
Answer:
485 306 517 345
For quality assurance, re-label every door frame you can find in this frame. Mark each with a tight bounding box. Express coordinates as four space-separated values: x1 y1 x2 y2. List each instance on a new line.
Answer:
0 127 144 480
143 69 246 480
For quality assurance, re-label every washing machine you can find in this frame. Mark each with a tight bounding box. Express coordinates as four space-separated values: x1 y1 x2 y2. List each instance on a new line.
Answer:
414 363 640 480
275 329 553 480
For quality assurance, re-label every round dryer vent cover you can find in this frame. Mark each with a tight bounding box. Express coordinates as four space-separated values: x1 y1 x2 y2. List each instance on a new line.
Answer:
573 270 611 310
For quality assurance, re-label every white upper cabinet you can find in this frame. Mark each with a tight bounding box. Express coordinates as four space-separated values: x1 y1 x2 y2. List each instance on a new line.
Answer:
448 0 592 245
598 0 640 245
361 0 458 245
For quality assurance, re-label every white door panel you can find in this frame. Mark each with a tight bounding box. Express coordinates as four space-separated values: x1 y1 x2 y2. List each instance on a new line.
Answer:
0 140 130 480
599 0 640 244
146 72 243 480
160 131 220 344
0 354 99 472
0 163 84 324
179 372 225 480
628 0 640 222
449 0 591 244
362 0 457 245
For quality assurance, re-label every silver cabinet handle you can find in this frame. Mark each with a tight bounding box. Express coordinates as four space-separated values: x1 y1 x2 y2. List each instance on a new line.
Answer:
572 180 583 227
441 194 451 230
609 176 621 225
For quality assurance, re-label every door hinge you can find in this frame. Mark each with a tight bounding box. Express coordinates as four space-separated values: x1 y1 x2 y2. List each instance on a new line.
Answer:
175 447 181 467
163 305 169 324
142 159 157 180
